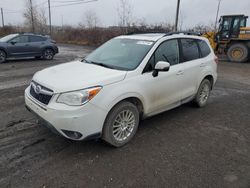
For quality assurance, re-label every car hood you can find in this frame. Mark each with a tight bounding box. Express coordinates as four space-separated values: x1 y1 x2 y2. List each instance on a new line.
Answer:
32 60 127 93
0 42 7 46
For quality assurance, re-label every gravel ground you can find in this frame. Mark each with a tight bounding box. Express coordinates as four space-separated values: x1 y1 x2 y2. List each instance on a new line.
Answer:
0 44 250 188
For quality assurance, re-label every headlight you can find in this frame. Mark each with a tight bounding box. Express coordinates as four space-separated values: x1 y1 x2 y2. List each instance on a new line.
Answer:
57 86 102 106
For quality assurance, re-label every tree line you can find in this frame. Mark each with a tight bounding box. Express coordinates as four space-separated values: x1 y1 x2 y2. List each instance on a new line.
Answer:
0 0 214 46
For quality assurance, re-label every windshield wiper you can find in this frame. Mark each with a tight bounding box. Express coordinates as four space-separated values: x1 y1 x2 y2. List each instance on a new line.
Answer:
91 61 115 69
82 59 91 64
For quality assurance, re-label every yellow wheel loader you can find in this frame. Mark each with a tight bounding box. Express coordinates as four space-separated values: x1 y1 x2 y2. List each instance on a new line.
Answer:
203 15 250 63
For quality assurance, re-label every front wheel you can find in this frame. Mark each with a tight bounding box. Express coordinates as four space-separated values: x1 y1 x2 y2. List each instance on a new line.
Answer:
194 79 211 108
42 49 54 60
102 101 140 147
0 50 6 63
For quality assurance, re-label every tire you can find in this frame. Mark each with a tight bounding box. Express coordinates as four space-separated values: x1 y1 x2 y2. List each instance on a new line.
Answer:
0 50 6 64
227 43 249 63
102 101 140 147
42 48 54 60
194 79 211 108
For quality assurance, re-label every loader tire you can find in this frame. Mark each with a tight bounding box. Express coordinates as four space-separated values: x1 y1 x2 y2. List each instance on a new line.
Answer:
227 43 249 63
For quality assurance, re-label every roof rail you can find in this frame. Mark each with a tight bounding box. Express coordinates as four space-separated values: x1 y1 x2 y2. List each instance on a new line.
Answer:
164 31 201 37
126 31 166 35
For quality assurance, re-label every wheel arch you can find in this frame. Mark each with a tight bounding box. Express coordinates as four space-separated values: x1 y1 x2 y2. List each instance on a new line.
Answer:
203 75 214 89
42 46 55 54
107 94 145 119
0 48 8 57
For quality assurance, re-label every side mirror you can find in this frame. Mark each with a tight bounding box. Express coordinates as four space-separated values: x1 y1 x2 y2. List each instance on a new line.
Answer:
152 61 170 77
10 41 17 45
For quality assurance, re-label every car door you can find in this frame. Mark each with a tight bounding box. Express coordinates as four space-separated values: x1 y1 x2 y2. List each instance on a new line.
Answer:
178 38 202 100
28 35 45 56
7 35 30 57
138 39 184 115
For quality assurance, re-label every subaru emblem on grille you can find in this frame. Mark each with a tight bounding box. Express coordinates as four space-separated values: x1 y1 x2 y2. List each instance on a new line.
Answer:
35 85 42 94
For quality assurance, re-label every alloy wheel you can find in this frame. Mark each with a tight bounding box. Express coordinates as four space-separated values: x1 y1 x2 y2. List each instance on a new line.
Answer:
112 110 136 142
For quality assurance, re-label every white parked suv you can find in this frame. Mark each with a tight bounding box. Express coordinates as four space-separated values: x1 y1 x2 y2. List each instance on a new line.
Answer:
25 32 217 147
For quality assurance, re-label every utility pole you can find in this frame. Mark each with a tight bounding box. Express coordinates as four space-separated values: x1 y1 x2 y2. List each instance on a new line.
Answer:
1 8 4 27
214 0 222 31
30 0 35 32
174 0 181 32
48 0 52 35
61 15 64 28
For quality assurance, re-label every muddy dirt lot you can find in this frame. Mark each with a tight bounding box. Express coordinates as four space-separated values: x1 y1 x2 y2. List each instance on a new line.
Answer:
0 44 250 188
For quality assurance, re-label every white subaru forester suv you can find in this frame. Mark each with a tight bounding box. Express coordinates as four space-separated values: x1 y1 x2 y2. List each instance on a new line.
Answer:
25 32 217 147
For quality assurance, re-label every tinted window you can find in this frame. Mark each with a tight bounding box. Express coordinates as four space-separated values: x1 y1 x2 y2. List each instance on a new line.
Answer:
232 18 240 32
222 18 231 30
240 18 246 27
180 39 199 62
144 39 179 73
29 36 45 42
10 35 29 43
155 40 179 65
197 40 211 57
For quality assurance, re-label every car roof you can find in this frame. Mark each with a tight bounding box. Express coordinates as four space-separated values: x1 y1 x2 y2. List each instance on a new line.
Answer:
116 32 206 42
117 33 166 41
17 33 49 38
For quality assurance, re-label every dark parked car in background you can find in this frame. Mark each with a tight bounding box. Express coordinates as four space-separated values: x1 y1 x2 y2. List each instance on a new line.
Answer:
0 33 59 63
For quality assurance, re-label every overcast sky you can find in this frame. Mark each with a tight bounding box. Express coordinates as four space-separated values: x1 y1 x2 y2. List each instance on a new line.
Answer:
1 0 250 28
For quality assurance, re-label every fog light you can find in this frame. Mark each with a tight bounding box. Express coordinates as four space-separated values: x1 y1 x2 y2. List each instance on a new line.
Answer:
62 130 82 140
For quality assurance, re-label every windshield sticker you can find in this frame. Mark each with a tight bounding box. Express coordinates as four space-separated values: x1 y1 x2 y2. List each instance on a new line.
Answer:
136 41 153 46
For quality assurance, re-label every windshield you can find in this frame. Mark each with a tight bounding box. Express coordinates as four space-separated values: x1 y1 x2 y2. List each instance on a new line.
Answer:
0 34 19 42
85 38 154 71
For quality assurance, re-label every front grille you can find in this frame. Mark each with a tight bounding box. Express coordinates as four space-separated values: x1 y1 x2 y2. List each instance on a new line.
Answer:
30 82 53 105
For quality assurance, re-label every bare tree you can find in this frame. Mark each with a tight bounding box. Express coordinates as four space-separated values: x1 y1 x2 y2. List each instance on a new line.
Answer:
84 10 99 28
117 0 133 28
191 23 214 34
36 8 48 34
23 0 48 34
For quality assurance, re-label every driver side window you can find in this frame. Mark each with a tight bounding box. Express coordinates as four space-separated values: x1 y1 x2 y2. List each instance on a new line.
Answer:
144 39 179 73
10 35 29 43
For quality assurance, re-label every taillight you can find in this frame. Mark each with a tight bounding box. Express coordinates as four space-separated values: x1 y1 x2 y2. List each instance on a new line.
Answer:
214 56 219 64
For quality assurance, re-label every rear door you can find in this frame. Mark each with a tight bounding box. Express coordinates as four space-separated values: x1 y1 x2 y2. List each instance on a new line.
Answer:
28 35 46 56
7 35 30 57
179 38 202 100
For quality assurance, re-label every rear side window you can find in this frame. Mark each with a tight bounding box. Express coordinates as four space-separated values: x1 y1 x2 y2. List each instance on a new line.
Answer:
197 40 211 57
29 36 45 42
180 39 199 62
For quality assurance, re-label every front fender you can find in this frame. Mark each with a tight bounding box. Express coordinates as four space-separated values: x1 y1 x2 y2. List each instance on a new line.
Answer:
90 81 147 115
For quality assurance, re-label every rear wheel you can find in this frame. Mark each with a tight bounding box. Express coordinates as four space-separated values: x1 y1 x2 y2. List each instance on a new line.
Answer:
194 79 211 108
102 101 139 147
227 43 249 63
0 50 6 63
42 48 54 60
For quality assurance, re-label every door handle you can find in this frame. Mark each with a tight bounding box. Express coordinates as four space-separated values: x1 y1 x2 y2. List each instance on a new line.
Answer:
176 70 184 75
25 44 29 46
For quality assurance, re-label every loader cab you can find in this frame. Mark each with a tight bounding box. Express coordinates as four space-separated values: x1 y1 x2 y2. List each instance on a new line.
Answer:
217 15 248 41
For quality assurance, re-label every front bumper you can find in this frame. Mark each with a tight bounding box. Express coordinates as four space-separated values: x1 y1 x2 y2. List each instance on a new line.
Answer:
54 46 59 54
25 87 107 140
